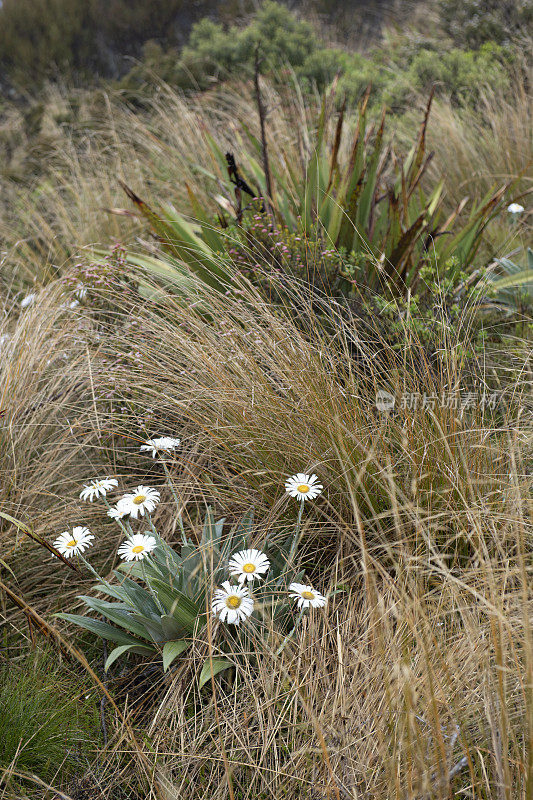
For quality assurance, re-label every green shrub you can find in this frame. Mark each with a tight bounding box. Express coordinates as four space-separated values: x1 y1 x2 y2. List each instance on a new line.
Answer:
439 0 533 48
121 2 389 99
177 2 320 89
405 42 511 103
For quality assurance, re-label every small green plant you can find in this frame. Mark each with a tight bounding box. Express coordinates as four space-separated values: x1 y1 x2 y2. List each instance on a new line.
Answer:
488 247 533 318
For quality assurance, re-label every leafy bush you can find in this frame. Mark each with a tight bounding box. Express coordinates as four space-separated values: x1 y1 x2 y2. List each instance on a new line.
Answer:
124 2 325 93
404 42 511 103
439 0 533 48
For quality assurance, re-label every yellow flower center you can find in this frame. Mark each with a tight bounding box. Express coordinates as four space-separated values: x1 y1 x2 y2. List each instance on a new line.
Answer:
133 494 146 505
66 539 77 548
242 563 256 573
302 591 315 600
297 484 310 493
226 595 242 609
132 545 145 554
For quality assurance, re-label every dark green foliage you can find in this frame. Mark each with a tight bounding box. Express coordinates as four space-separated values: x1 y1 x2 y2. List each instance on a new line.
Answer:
0 0 94 86
439 0 533 48
119 2 513 111
0 0 216 87
0 647 99 782
403 41 512 102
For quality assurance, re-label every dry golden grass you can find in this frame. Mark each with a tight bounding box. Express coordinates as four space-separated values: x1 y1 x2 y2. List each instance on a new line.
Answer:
0 72 531 800
405 65 533 257
11 270 520 799
0 266 531 799
0 80 313 290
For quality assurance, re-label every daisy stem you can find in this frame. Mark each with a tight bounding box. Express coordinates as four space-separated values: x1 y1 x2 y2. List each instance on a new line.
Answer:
142 558 164 614
160 458 187 545
274 609 305 656
146 515 159 541
78 554 112 591
287 499 305 568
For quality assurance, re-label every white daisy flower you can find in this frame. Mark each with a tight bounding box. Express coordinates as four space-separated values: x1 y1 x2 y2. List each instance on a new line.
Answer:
212 580 254 625
284 473 323 501
107 500 130 521
79 477 118 502
20 293 36 309
117 533 157 561
289 582 327 609
228 548 270 584
507 202 524 214
53 527 94 558
140 437 181 458
118 485 160 518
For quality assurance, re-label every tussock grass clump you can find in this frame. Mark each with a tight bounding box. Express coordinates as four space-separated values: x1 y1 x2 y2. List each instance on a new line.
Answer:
0 286 121 614
0 646 99 795
98 271 531 554
0 268 530 799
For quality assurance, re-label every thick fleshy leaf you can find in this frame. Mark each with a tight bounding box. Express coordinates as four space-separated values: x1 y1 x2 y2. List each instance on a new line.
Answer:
105 643 155 671
78 596 150 639
162 640 191 672
56 613 143 646
161 614 189 640
198 657 234 690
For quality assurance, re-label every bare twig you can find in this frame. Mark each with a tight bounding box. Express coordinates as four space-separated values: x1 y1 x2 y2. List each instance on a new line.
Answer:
254 44 274 221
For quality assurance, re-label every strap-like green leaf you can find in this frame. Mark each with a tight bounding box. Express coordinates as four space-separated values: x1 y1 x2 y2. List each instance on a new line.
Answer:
492 268 533 290
198 657 234 690
105 643 154 671
56 613 143 646
78 596 150 639
161 614 188 640
162 640 191 672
